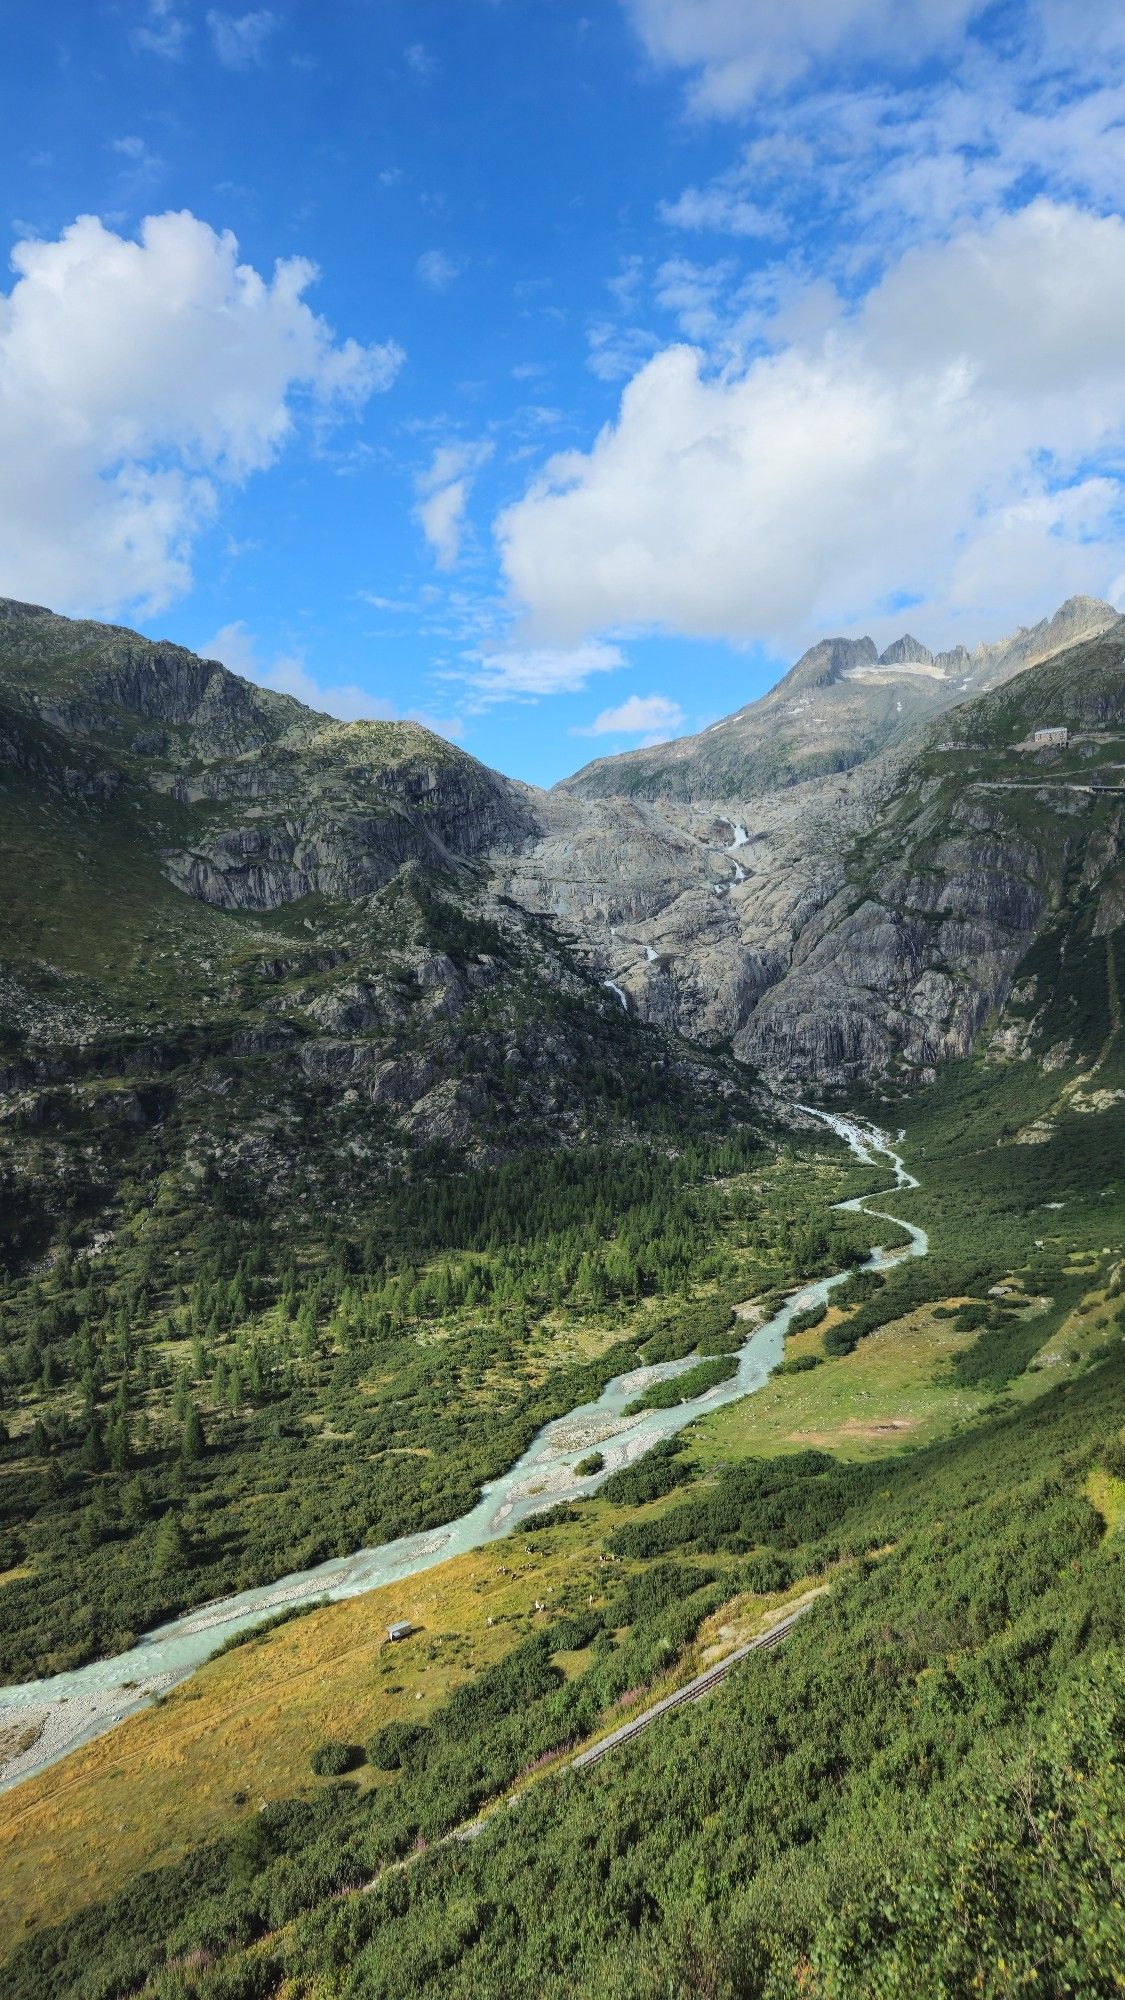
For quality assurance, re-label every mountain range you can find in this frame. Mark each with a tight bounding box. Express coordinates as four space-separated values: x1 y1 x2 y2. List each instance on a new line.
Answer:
563 593 1119 801
3 589 1123 1147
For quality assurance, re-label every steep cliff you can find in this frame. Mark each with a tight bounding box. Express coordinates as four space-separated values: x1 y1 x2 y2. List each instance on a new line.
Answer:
505 621 1125 1083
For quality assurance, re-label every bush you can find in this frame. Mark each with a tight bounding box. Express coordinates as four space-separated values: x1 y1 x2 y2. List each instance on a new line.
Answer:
599 1439 695 1506
546 1609 604 1651
518 1503 581 1533
624 1354 738 1415
309 1740 364 1778
775 1353 823 1376
575 1451 605 1476
367 1721 428 1771
743 1550 794 1594
789 1303 827 1335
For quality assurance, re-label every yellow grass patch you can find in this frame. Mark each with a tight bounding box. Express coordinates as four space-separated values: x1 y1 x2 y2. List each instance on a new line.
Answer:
0 1530 608 1955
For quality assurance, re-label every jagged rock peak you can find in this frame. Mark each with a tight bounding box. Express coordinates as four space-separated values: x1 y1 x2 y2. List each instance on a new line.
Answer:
878 634 933 666
935 644 971 672
781 634 878 692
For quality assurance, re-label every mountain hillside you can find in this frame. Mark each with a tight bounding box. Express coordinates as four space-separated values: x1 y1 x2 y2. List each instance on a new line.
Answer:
1 594 1123 2000
563 595 1119 802
0 596 531 910
0 597 762 1272
505 618 1125 1082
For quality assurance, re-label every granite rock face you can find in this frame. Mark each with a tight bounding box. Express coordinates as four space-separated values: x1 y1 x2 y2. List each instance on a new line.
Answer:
3 591 1121 1100
502 619 1125 1084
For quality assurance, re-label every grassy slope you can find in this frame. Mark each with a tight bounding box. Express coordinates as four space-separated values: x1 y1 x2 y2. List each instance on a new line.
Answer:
0 610 1122 1994
1 914 1121 1989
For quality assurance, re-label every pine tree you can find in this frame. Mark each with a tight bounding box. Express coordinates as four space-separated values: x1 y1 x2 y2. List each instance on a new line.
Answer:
78 1417 107 1473
121 1473 150 1529
153 1511 187 1572
180 1402 206 1460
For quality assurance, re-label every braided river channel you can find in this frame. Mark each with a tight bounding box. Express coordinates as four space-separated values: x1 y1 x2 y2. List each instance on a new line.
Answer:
0 1109 926 1791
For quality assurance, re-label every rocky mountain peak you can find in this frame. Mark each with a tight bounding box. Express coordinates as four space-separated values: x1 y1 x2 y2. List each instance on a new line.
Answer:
878 634 934 666
779 634 878 693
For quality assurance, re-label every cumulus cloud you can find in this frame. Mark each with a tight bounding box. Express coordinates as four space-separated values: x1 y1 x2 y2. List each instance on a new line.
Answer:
625 0 982 112
457 640 624 706
496 200 1125 649
577 692 686 739
415 440 493 569
0 210 403 616
206 10 279 68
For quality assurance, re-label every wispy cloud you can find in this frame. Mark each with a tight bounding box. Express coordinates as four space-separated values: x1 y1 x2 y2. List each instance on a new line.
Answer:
206 10 279 69
454 640 625 707
110 134 165 186
625 0 985 115
133 0 187 60
414 439 493 569
416 248 465 292
404 41 436 78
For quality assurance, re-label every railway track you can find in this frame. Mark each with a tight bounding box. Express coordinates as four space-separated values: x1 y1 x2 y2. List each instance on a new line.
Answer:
569 1601 811 1773
450 1601 814 1848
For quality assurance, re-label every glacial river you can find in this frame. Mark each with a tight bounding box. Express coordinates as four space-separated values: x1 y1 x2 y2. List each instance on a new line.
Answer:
0 1110 925 1791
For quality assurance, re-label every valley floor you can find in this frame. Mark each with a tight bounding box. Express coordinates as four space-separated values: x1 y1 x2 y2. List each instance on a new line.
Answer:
1 1031 1122 1997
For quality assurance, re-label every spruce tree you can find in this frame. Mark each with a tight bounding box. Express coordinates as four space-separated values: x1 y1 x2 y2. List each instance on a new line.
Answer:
153 1511 187 1572
180 1402 206 1461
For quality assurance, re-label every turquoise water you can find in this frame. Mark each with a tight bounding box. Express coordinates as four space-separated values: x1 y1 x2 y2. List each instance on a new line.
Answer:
0 1111 925 1789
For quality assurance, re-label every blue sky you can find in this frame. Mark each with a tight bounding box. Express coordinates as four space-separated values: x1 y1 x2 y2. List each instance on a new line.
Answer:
3 2 1125 784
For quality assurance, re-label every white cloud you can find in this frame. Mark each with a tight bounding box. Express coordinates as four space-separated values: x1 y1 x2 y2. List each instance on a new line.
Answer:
111 133 164 186
415 440 493 569
199 620 376 719
660 185 782 238
133 0 187 59
658 70 1125 268
206 9 279 68
577 692 686 739
586 319 660 383
416 249 464 293
654 257 738 341
625 0 983 112
359 591 415 613
496 200 1125 650
199 619 464 734
418 483 470 569
457 641 625 705
0 210 403 617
